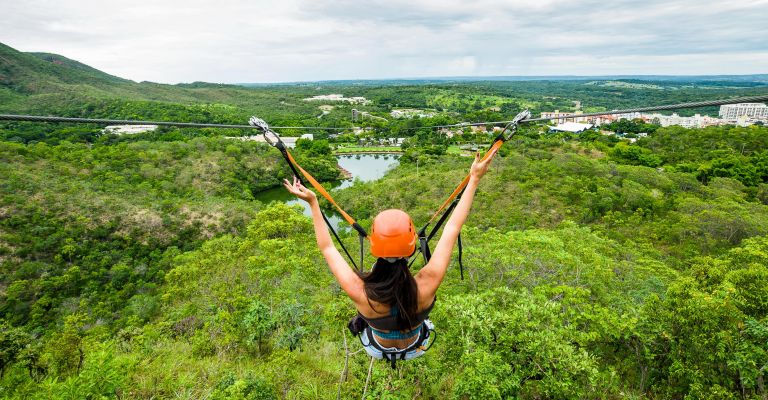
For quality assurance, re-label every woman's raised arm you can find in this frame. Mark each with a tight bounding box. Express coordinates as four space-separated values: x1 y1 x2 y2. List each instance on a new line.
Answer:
283 177 365 304
415 147 498 297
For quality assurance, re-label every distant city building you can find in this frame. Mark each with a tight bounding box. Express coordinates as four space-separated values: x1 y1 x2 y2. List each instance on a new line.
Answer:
438 128 463 138
541 110 589 123
719 103 768 121
541 110 622 125
612 112 643 121
390 109 436 119
303 94 371 105
102 125 157 135
470 126 504 135
645 113 723 128
351 109 360 122
226 135 310 148
549 122 594 133
539 102 767 132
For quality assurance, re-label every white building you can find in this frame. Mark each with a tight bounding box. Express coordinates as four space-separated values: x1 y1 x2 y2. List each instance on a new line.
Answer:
225 135 311 148
645 113 724 128
719 103 768 121
541 110 590 123
549 122 594 133
102 125 158 135
390 109 436 119
303 94 371 105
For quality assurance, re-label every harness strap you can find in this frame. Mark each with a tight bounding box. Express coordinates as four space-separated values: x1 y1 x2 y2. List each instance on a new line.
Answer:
457 232 464 280
409 196 462 274
282 148 366 237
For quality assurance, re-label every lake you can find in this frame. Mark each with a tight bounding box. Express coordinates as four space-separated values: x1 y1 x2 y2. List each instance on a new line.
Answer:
254 153 400 228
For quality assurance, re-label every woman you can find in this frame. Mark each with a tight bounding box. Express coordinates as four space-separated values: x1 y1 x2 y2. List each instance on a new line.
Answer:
283 148 497 363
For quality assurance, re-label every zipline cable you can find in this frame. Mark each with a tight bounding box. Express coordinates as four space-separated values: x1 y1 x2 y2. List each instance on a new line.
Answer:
2 94 767 132
0 114 357 131
400 94 768 130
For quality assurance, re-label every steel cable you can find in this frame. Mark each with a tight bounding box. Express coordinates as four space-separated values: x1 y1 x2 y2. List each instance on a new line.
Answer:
1 94 767 131
0 114 357 131
400 94 768 130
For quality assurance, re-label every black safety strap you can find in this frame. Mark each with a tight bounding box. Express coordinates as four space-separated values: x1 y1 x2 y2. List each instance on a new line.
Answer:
358 234 365 273
409 196 464 279
457 233 464 280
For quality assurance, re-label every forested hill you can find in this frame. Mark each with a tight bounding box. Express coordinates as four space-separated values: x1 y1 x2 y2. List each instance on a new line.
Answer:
0 42 312 120
0 43 127 91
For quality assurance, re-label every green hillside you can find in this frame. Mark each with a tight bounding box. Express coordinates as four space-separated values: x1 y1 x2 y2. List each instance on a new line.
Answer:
0 43 127 93
0 42 326 124
26 52 129 83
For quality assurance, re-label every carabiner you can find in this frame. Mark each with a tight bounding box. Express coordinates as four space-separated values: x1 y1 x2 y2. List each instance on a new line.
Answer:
502 109 531 141
248 116 281 147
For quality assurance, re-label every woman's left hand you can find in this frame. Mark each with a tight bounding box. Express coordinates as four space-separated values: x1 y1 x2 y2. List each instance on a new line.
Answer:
283 176 317 203
469 146 498 181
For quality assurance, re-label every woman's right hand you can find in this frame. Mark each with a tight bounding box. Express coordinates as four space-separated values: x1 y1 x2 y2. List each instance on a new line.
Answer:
283 176 317 203
469 146 498 181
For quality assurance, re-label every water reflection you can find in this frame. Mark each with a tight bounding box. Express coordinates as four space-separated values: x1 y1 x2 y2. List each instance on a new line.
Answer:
255 153 400 229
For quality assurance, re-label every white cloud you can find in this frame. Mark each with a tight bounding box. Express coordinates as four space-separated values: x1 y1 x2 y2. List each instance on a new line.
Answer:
1 0 766 83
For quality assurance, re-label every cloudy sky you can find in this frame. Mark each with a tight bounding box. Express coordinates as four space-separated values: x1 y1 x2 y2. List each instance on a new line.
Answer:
2 0 767 83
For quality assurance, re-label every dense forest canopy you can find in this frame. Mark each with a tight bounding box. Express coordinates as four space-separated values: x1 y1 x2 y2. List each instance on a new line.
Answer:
1 42 768 399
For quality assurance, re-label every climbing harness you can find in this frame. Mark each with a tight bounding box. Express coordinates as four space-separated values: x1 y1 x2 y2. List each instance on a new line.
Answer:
360 320 435 369
249 117 368 271
348 312 436 369
348 297 436 369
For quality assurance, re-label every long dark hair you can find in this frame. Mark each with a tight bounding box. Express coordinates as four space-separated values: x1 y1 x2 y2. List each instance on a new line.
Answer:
360 258 419 329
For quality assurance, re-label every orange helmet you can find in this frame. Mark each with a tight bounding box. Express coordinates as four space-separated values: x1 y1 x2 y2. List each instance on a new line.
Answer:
369 209 417 259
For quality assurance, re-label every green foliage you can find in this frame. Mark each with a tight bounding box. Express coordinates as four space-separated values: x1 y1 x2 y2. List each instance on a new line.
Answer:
439 287 602 399
604 118 659 135
639 125 768 187
242 300 276 354
451 351 514 399
0 322 32 377
610 142 662 167
0 136 343 332
212 373 278 400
